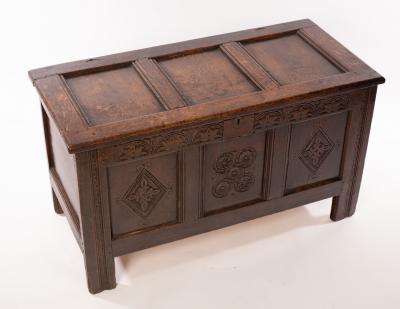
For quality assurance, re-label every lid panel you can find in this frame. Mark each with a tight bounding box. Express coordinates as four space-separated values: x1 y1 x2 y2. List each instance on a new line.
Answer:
29 20 384 153
158 48 259 105
243 33 343 85
64 66 164 126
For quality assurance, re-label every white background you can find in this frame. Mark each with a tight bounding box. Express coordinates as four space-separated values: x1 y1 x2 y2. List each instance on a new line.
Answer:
1 0 399 308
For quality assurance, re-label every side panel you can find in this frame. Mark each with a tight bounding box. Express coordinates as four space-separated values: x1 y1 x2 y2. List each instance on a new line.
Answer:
49 119 81 220
42 107 82 246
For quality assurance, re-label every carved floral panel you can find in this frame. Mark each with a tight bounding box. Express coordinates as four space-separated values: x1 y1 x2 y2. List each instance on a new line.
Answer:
202 132 266 215
121 168 167 218
211 148 257 198
299 129 335 174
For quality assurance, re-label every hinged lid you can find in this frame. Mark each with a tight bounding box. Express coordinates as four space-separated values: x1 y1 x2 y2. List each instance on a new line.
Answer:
29 19 384 153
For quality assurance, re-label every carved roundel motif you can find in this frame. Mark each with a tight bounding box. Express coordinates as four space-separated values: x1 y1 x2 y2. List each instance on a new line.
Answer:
213 152 234 173
234 172 255 192
226 166 243 181
211 147 257 198
212 179 232 198
234 147 257 168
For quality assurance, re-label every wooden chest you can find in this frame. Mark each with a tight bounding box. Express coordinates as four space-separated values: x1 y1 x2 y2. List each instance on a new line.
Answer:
29 19 384 293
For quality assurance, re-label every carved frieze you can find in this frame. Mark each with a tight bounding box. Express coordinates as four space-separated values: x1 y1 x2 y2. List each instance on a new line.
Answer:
99 95 349 163
253 95 349 132
100 123 223 163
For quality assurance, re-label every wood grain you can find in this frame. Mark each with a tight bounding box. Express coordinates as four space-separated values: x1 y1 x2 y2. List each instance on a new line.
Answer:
30 20 385 294
30 20 383 153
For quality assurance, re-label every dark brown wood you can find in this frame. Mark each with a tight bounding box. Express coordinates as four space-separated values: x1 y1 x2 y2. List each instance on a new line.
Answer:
330 86 377 220
52 190 63 214
50 168 82 250
30 19 384 153
133 58 188 109
76 151 116 293
113 179 344 256
220 42 279 90
41 106 62 215
29 19 384 294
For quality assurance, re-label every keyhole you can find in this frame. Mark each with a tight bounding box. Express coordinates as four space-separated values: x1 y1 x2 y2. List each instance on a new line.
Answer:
235 117 241 128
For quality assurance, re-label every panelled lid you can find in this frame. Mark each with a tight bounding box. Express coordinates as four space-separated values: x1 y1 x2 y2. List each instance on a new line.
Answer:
29 19 384 153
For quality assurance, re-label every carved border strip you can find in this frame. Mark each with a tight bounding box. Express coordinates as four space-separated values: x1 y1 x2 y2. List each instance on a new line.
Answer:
177 151 185 223
346 87 375 215
100 123 224 163
99 94 349 163
88 150 109 287
262 130 275 200
253 94 349 132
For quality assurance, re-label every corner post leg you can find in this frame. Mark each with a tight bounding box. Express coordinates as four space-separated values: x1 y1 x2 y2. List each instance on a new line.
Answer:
76 151 116 294
52 190 64 214
331 87 377 221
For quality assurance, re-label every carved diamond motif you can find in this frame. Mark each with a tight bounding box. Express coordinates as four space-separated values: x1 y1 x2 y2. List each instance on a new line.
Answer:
121 168 166 218
299 129 334 173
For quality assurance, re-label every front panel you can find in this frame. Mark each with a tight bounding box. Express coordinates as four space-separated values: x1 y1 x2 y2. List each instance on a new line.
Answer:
107 152 183 237
285 112 348 193
97 89 369 255
201 132 267 216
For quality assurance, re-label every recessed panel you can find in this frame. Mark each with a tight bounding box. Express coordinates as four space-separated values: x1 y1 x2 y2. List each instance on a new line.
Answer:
244 34 342 85
285 112 348 192
107 153 179 236
65 66 163 126
49 119 80 219
159 49 258 105
201 133 266 216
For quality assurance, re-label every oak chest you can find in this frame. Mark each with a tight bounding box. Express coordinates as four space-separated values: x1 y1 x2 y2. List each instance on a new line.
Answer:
29 19 384 293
